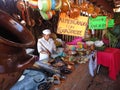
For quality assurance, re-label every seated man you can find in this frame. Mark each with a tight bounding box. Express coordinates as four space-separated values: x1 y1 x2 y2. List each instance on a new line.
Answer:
34 29 65 75
37 29 56 62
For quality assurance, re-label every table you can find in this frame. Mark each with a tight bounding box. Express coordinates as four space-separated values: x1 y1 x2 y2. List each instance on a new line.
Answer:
97 48 120 80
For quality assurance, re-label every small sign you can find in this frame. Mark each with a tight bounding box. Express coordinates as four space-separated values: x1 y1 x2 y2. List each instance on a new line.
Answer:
108 19 114 27
89 16 107 30
57 13 89 37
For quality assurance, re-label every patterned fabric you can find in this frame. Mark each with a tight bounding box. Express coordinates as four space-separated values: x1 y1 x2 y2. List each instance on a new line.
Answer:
10 69 47 90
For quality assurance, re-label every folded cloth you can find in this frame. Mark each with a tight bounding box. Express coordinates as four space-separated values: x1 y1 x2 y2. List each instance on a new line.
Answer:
51 47 65 58
10 69 46 90
66 37 83 45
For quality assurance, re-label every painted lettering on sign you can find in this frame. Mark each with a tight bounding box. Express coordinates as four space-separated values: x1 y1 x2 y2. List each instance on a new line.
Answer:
57 13 88 37
89 16 107 30
57 27 82 35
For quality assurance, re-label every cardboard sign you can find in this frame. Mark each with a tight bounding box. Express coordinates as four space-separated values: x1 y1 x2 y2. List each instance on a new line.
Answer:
108 19 114 27
57 13 88 37
89 16 107 30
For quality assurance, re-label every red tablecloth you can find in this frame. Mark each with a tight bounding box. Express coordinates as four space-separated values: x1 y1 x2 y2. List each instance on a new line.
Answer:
97 48 120 80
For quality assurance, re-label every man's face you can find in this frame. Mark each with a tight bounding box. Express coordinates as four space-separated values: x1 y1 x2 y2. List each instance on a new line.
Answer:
44 34 50 40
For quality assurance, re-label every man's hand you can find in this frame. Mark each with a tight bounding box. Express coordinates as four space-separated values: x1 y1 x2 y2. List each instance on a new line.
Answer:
46 50 51 56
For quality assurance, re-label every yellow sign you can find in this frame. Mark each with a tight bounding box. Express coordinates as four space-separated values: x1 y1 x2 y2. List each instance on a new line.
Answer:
57 13 89 37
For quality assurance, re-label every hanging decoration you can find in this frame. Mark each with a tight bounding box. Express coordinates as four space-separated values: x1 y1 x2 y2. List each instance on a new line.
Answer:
16 0 36 27
28 0 38 9
16 0 26 21
60 0 81 19
91 6 101 18
26 0 62 20
60 0 70 13
80 1 88 13
69 2 81 18
38 0 52 12
87 3 94 16
17 0 114 21
39 10 56 20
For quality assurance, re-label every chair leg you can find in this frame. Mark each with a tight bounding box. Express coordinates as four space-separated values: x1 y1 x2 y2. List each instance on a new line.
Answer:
97 65 101 74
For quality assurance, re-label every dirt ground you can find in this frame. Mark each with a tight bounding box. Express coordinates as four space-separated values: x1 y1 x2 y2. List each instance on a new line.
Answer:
87 66 120 90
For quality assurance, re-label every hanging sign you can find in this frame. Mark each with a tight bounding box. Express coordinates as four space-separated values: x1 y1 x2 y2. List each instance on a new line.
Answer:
57 13 88 37
89 16 107 30
108 19 114 27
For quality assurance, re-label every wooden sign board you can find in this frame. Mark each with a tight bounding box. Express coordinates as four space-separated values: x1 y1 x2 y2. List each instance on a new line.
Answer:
57 13 89 37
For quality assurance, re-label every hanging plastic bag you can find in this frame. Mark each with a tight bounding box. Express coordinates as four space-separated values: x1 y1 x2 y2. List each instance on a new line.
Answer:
88 52 97 77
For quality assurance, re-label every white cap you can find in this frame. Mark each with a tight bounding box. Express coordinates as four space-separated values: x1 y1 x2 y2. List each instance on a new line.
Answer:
42 29 51 35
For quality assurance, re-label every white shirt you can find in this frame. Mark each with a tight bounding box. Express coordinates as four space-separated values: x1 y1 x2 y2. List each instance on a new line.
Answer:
37 37 56 60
